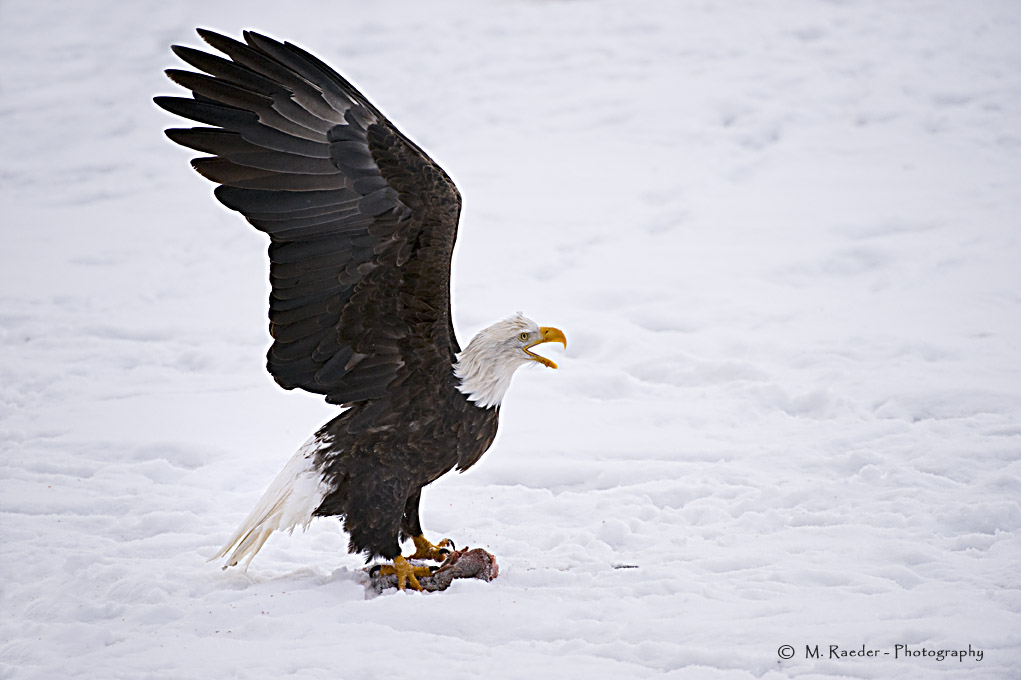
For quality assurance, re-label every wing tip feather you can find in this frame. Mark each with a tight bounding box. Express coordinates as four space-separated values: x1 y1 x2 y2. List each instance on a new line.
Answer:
158 29 461 408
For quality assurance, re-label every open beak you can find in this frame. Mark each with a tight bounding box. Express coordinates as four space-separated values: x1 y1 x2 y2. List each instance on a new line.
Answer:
524 326 567 369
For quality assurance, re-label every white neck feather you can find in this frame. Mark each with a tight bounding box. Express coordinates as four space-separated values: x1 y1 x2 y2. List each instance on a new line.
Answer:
453 315 536 409
453 346 518 409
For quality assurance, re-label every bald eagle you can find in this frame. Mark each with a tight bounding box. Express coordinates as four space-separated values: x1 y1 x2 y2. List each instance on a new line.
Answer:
155 30 566 590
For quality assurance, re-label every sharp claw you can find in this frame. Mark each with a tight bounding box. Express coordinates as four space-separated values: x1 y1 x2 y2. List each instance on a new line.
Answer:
410 535 457 561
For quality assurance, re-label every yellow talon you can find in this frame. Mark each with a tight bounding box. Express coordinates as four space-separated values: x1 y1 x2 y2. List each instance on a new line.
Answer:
376 555 432 591
409 535 455 561
372 537 455 590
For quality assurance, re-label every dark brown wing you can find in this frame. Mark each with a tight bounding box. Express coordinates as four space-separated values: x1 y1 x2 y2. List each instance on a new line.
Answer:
155 30 462 420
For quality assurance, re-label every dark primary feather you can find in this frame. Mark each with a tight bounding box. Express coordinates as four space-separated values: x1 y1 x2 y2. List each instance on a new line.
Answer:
154 29 463 414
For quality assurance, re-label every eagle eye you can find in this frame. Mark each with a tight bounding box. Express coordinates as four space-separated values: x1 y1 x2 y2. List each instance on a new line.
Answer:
519 332 530 342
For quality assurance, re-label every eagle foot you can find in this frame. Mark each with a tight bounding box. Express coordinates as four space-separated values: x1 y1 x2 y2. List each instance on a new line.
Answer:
370 555 435 591
409 535 456 561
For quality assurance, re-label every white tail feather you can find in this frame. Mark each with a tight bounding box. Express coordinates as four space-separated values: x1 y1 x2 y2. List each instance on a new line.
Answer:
209 436 330 571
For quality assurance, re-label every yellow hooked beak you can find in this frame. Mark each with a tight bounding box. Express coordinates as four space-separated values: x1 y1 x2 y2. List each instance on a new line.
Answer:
524 326 567 369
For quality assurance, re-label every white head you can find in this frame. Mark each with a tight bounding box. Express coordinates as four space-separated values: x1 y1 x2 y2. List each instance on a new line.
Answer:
453 312 567 409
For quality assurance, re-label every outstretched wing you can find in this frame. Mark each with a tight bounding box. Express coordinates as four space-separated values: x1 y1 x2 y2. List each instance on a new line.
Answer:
155 30 462 422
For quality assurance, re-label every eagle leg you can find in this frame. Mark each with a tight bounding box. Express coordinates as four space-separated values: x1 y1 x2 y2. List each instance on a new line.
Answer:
401 491 455 561
409 535 455 561
375 555 434 591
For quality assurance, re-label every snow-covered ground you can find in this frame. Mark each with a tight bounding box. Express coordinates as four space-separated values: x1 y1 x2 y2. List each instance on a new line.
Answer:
2 1 1020 677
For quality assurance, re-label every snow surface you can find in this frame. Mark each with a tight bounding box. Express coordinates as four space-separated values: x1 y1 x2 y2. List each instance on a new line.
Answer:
2 1 1020 678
